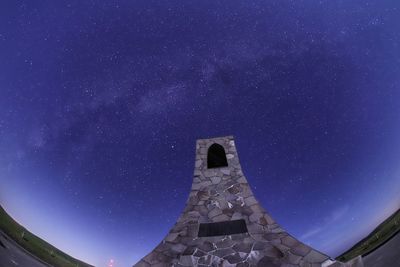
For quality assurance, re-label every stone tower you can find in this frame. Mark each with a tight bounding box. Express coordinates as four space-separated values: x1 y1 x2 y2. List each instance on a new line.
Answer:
134 136 360 267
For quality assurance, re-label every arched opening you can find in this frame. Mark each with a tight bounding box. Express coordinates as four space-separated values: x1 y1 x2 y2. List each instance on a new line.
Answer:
207 143 228 168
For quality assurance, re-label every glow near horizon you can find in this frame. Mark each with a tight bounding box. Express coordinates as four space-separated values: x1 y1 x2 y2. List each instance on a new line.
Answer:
1 163 399 266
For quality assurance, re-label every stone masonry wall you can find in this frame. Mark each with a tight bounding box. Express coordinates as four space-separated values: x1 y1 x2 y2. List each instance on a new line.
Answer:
134 136 334 267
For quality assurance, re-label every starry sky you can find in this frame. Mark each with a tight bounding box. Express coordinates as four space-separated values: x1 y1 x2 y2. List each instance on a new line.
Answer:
1 1 400 266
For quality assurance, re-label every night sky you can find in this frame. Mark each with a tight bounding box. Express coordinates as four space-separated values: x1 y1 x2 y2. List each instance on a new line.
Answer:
1 1 400 266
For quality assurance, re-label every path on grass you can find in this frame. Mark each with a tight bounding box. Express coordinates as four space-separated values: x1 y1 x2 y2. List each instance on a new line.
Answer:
363 232 400 267
0 231 49 267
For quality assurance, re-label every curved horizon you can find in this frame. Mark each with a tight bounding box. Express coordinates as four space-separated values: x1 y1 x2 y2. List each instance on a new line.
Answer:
1 1 400 266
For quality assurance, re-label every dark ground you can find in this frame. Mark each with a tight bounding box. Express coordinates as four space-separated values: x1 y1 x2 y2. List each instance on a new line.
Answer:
0 231 49 267
1 229 400 267
363 232 400 267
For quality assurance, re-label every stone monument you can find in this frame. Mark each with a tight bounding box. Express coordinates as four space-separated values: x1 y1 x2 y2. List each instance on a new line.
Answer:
134 136 363 267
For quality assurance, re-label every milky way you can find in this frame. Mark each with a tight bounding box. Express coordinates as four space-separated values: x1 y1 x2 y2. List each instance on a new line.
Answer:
1 1 400 266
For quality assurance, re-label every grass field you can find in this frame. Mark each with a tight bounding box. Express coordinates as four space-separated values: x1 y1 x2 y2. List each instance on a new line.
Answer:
0 205 94 267
336 208 400 262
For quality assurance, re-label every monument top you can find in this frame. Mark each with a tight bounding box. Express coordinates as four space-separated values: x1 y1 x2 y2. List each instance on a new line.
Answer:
134 136 355 267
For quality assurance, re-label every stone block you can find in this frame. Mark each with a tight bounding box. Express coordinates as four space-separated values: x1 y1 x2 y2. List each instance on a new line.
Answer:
208 208 222 218
211 176 221 184
249 212 263 223
195 160 202 168
245 196 257 206
282 236 300 247
178 255 196 266
198 255 213 265
285 251 302 264
216 238 235 248
303 250 329 263
165 232 179 242
291 243 311 257
221 168 231 175
224 253 243 264
170 243 187 254
213 214 230 222
212 247 236 258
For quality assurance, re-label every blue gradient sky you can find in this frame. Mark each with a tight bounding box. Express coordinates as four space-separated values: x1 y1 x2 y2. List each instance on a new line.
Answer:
1 1 400 266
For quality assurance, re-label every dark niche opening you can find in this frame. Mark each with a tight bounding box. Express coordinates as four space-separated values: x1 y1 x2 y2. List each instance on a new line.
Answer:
198 219 248 237
207 143 228 168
